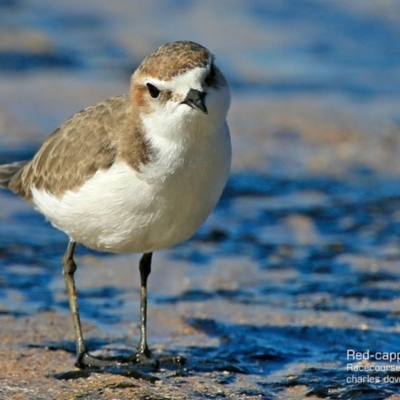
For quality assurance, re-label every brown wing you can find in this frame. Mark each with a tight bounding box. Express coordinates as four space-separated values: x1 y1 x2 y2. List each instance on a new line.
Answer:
9 95 132 200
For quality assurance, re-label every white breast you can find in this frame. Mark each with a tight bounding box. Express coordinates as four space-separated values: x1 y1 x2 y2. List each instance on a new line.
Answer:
31 123 231 254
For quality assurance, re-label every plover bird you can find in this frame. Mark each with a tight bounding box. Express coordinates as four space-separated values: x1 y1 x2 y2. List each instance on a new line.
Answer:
0 41 231 368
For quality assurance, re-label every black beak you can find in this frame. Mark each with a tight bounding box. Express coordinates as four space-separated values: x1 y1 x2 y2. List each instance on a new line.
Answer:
181 89 208 114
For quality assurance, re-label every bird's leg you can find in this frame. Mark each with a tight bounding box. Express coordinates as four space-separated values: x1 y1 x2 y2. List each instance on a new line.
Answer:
62 241 86 360
135 252 153 362
133 252 185 367
62 240 116 369
63 246 182 368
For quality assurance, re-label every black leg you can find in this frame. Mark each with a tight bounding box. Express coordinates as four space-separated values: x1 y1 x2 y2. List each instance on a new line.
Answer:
62 240 118 369
133 252 185 367
62 241 87 361
62 246 182 369
135 252 153 361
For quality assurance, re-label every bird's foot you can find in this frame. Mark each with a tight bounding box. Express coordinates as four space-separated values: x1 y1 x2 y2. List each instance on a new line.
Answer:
74 348 185 370
75 351 123 369
158 353 186 366
132 346 186 367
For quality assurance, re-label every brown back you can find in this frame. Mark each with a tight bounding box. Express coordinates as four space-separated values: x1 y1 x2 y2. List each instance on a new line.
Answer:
8 95 151 200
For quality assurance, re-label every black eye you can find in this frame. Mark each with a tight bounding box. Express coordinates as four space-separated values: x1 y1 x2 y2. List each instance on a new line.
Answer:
205 64 217 87
146 83 160 99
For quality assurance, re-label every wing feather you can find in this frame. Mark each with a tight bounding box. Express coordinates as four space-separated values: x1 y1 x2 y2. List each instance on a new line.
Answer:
8 95 131 200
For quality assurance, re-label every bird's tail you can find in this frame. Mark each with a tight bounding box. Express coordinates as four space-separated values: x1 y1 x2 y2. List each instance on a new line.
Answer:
0 161 28 189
